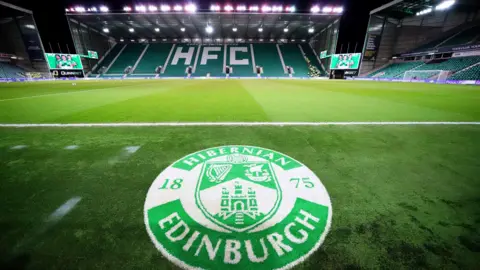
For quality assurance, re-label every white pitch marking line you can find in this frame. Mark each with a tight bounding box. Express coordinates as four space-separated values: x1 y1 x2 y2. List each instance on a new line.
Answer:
109 145 141 165
0 122 480 128
10 145 27 149
46 196 82 223
64 145 79 150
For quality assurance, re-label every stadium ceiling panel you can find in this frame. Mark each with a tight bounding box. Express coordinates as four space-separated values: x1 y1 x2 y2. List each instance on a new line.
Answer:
67 12 341 41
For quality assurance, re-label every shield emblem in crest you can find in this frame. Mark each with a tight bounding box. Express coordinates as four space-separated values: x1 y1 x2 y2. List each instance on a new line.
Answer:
195 157 281 232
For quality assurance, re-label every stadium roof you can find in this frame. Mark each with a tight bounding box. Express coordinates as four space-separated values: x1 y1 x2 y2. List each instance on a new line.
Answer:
66 12 342 42
371 0 480 19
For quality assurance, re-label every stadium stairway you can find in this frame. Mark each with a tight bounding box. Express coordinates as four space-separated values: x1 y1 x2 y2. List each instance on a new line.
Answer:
226 44 255 77
279 44 309 77
162 44 199 77
253 44 286 77
194 45 225 77
0 62 25 78
106 43 146 75
300 44 326 76
92 44 122 75
132 43 173 76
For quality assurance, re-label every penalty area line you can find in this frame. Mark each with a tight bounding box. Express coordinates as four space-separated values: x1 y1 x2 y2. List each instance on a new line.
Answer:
0 122 480 128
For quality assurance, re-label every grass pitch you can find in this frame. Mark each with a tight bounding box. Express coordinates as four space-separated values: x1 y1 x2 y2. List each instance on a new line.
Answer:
0 80 479 269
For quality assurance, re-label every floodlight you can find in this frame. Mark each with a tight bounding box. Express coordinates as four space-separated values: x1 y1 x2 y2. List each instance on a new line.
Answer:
249 6 259 12
123 6 132 12
155 28 160 32
216 38 221 41
286 6 296 12
310 6 320 13
131 39 135 42
232 27 238 32
163 38 167 41
160 5 171 11
225 5 234 12
291 39 295 42
129 28 134 32
272 6 283 12
416 8 432 16
148 5 158 12
152 39 156 41
135 5 146 12
91 7 98 12
74 6 86 12
210 5 221 11
237 5 247 11
308 27 314 33
99 6 109 12
206 25 214 34
436 0 455 10
270 38 274 41
323 7 333 13
120 38 124 42
25 24 35 29
185 4 197 13
333 7 343 13
301 39 306 42
258 27 263 32
180 27 186 32
262 5 272 12
103 28 109 33
284 28 289 32
173 5 183 11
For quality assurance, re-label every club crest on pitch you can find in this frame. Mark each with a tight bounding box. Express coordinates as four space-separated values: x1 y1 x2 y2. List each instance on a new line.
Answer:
196 155 281 232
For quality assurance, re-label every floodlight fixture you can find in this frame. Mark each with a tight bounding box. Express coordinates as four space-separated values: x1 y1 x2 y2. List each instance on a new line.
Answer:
323 7 333 13
120 38 124 42
308 27 315 33
74 6 86 12
333 7 343 13
123 6 132 12
284 28 289 32
103 28 109 33
237 5 247 11
185 4 197 13
272 6 283 12
173 5 183 11
232 27 238 32
249 6 259 12
310 6 320 13
286 6 296 12
160 5 171 11
225 5 234 12
261 5 272 12
258 27 263 32
148 5 158 12
206 25 214 34
25 24 35 29
180 27 186 32
152 38 156 41
129 28 134 32
91 7 98 12
436 0 455 10
99 6 109 12
210 5 221 11
155 28 160 32
135 5 146 12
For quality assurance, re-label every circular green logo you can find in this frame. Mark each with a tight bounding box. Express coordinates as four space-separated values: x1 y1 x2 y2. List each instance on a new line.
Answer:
144 146 332 269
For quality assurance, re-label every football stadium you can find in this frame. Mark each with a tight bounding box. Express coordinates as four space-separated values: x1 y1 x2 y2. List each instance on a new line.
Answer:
0 0 479 269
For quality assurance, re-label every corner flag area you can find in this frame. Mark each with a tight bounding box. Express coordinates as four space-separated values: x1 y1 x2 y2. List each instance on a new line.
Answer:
1 79 479 269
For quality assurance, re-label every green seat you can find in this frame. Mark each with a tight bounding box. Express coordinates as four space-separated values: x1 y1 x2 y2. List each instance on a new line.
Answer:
279 44 309 77
134 43 173 74
107 43 146 74
253 44 285 77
